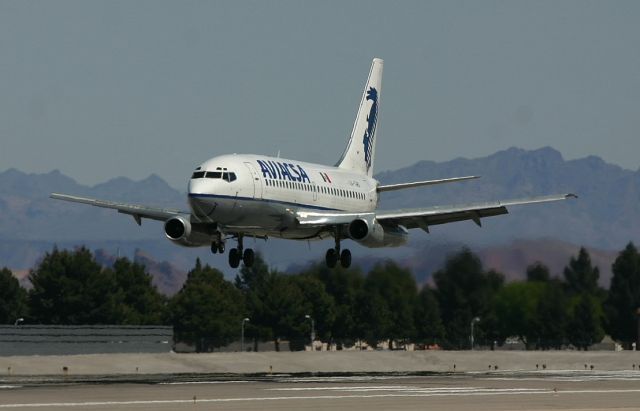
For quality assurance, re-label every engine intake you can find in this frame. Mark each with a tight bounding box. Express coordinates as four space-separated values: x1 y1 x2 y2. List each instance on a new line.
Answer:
165 216 191 240
348 219 369 240
347 217 408 248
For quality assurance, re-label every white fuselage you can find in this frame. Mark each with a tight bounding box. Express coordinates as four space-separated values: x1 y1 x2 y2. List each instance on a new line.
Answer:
188 154 379 240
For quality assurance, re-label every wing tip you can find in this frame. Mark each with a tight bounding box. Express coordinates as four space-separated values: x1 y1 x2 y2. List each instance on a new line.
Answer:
566 193 578 199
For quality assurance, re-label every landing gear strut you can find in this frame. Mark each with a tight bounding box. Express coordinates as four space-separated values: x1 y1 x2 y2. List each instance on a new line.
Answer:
325 229 351 269
210 232 225 254
225 235 255 269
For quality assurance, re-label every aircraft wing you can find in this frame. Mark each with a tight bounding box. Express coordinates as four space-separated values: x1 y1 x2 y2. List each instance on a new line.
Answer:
50 193 187 225
375 193 577 231
377 175 479 192
296 193 577 231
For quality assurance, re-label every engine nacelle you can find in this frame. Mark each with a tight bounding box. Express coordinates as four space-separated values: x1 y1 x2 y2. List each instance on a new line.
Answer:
347 217 408 248
164 216 210 247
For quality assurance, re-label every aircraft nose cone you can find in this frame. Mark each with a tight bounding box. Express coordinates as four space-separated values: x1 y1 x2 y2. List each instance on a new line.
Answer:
189 195 217 218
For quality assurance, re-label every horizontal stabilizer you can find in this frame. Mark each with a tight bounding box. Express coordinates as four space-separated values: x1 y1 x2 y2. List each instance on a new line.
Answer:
377 175 480 192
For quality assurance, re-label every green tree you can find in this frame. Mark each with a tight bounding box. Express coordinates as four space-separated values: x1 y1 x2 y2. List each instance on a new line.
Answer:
531 279 568 349
433 249 504 348
236 254 309 351
605 243 640 348
235 254 273 348
28 247 119 324
311 263 365 345
109 258 168 324
562 248 605 349
170 259 244 351
527 262 551 283
356 289 393 347
291 274 336 342
564 247 600 295
359 261 417 347
414 286 445 346
566 293 605 350
0 268 28 324
261 274 310 351
494 282 545 348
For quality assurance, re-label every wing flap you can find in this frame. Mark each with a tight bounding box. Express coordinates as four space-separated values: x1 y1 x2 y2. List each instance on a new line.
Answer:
295 210 375 226
50 193 186 223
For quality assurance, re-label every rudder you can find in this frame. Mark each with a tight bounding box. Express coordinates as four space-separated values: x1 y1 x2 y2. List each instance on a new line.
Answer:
336 58 383 177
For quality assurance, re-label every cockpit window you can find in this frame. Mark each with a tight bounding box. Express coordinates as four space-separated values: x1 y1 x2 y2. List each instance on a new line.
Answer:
195 169 236 182
223 172 237 182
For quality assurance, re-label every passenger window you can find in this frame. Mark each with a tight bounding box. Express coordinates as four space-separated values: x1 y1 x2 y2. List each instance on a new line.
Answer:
191 171 205 179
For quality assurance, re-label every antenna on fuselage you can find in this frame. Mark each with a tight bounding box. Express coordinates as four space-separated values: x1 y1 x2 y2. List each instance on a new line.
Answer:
277 150 281 158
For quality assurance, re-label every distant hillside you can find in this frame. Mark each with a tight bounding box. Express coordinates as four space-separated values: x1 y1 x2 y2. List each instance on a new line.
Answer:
1 147 637 292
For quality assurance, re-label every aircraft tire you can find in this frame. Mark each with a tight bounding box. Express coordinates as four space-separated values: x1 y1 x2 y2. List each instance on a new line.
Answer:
211 243 218 254
340 249 352 268
325 249 338 268
218 242 225 253
243 248 255 267
229 248 241 268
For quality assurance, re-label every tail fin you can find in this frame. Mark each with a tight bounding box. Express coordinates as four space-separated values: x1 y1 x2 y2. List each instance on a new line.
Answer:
336 58 383 177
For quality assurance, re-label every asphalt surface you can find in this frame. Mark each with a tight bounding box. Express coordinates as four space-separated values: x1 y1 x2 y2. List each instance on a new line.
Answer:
2 371 640 410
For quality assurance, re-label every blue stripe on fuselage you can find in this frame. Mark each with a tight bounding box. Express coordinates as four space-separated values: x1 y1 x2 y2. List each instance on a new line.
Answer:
188 193 340 211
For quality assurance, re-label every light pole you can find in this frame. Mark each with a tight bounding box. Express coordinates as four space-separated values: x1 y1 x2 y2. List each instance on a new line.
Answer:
305 314 315 346
470 317 480 350
14 318 24 327
636 308 640 349
241 318 250 352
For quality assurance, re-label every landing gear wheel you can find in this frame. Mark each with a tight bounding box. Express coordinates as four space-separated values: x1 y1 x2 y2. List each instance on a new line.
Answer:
340 249 352 268
228 248 241 268
243 248 255 268
218 242 225 254
211 243 218 254
325 248 338 268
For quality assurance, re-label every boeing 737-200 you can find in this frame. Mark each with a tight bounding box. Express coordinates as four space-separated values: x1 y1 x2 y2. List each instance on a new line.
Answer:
51 58 576 269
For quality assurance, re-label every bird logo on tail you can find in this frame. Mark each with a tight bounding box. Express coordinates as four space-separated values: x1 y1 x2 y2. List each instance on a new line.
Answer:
362 87 378 171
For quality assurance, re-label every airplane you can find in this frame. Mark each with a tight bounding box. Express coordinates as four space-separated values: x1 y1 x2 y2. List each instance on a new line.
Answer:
51 58 576 269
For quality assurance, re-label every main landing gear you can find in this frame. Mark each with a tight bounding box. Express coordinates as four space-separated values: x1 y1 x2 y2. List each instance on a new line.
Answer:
211 235 255 269
325 232 351 269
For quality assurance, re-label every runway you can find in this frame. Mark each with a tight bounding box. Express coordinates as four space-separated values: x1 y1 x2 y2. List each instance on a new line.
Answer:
2 371 640 410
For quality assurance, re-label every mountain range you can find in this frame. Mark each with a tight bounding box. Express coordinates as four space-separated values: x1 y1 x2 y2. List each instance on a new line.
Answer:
2 147 638 294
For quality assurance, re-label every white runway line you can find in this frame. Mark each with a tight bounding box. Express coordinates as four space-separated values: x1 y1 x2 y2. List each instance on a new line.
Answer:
159 380 250 385
268 386 549 394
4 388 640 408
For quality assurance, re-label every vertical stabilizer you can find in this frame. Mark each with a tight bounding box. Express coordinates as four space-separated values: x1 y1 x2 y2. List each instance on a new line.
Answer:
336 58 383 177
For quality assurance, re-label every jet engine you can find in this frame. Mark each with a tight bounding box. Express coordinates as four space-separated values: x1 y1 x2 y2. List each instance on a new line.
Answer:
347 217 408 248
164 216 210 247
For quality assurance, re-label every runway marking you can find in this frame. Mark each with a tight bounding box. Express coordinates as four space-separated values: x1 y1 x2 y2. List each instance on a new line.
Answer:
4 388 640 408
0 386 21 389
268 386 549 394
279 375 414 383
159 380 250 385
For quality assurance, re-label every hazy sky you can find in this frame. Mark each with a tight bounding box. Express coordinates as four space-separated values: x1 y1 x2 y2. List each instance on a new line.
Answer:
1 1 639 189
